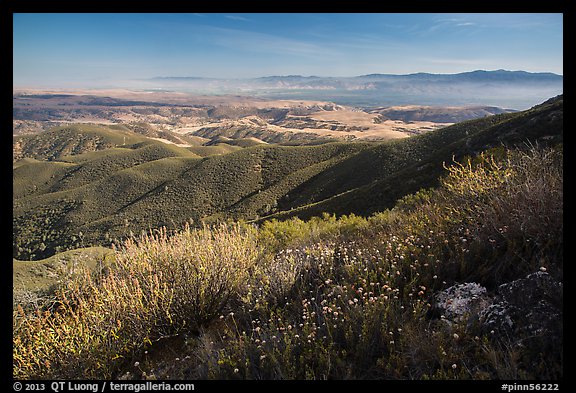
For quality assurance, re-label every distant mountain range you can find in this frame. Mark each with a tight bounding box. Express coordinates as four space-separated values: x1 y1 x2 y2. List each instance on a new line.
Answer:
254 69 562 84
153 70 562 83
147 70 563 110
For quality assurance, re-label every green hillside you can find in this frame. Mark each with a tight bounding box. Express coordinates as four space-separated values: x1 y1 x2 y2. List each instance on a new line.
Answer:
13 124 148 161
265 95 563 220
13 96 562 260
13 246 113 308
186 143 242 157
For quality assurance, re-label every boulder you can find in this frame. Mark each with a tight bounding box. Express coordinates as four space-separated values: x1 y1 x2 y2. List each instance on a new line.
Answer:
430 272 562 342
479 271 562 338
430 282 491 325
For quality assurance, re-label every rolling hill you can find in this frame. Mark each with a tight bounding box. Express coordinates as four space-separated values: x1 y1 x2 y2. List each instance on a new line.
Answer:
369 105 515 123
13 95 562 261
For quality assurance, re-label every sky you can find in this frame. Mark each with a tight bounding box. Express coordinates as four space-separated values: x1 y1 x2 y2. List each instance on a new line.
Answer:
13 13 563 87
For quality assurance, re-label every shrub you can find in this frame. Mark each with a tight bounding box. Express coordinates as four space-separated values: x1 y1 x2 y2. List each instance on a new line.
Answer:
13 222 261 379
435 146 563 285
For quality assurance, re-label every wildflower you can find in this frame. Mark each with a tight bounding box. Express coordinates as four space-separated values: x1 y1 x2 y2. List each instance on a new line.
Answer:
260 355 267 360
452 364 457 370
134 362 140 368
540 266 547 272
234 368 239 373
453 333 460 340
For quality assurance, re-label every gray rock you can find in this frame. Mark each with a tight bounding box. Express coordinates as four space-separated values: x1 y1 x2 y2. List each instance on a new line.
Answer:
429 272 562 342
479 271 562 338
431 282 491 324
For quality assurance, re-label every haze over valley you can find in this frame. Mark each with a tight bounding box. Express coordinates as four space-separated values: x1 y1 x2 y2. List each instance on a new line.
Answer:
144 69 563 109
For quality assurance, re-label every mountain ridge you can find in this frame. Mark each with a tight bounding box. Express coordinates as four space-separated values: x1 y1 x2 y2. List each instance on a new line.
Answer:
153 70 563 81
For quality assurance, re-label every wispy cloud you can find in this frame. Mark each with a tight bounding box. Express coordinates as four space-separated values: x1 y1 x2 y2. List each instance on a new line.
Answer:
202 26 340 58
224 15 252 22
426 17 481 34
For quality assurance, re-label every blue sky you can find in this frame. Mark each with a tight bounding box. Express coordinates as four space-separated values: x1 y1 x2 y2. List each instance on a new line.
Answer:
13 13 563 87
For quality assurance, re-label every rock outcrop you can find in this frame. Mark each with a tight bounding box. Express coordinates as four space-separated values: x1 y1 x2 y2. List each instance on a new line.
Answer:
430 271 562 343
480 271 562 338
